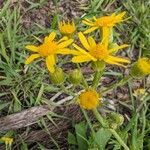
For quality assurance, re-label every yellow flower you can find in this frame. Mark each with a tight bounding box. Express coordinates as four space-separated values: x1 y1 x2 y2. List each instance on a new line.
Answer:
0 137 13 146
133 88 145 97
58 20 76 36
136 58 150 74
78 89 100 110
25 32 73 73
64 32 130 67
130 57 150 78
83 12 126 34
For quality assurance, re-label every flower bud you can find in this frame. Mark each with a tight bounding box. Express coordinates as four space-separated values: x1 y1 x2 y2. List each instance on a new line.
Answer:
50 68 65 85
69 69 82 85
107 112 124 128
109 122 118 129
78 89 100 110
91 60 106 71
130 57 150 78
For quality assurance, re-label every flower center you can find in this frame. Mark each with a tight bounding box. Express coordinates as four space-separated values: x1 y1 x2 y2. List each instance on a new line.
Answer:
89 44 109 60
60 25 75 34
78 89 99 110
138 58 150 74
38 41 58 57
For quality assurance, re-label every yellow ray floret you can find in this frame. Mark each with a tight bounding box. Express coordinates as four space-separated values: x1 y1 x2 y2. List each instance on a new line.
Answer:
58 20 76 35
66 32 130 67
78 89 100 110
83 12 126 34
130 57 150 78
25 32 73 73
0 137 13 146
136 58 150 74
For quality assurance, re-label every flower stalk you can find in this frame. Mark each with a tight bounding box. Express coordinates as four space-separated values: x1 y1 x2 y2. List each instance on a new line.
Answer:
92 108 108 128
92 108 129 150
109 129 130 150
92 70 103 89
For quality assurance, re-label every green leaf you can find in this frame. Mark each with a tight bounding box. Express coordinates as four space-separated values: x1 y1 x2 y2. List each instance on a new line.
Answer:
0 102 10 111
35 84 44 105
68 132 77 145
51 14 58 29
75 122 88 150
94 128 112 150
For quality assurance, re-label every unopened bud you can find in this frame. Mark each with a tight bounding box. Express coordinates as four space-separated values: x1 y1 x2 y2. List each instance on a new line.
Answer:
109 122 118 129
107 112 124 128
69 69 82 85
91 60 106 71
111 112 124 126
130 57 150 78
50 68 65 85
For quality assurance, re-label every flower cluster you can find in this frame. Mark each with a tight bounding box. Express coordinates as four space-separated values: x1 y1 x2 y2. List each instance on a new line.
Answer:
25 12 150 110
25 12 130 73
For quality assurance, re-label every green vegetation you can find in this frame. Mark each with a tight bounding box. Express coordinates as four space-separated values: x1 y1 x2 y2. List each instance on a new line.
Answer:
0 0 149 149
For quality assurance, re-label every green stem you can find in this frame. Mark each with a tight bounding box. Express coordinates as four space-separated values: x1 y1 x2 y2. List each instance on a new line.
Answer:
92 71 103 89
109 129 130 150
102 75 132 94
81 109 95 137
81 74 89 88
77 64 88 88
92 108 108 128
128 81 135 110
92 108 129 150
60 85 75 96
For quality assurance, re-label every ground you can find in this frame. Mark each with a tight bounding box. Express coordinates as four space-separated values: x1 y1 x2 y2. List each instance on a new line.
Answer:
0 0 150 150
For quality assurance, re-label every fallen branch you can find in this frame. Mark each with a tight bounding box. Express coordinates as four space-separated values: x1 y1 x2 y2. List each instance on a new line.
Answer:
0 105 52 131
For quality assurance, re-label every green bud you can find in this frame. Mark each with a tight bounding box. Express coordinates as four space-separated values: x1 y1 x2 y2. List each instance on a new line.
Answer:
130 63 144 78
109 122 118 129
69 69 82 85
50 68 65 85
130 58 150 78
107 112 124 129
110 112 124 126
91 60 106 71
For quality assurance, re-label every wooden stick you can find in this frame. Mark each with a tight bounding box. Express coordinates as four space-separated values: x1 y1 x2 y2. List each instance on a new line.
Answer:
0 105 52 131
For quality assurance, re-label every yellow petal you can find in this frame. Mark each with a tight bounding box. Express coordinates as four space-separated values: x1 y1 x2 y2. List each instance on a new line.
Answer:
25 45 39 52
78 32 90 50
88 36 96 47
109 44 129 53
72 55 94 63
107 55 130 63
46 55 56 73
84 18 93 23
57 36 68 43
116 12 126 20
82 20 94 26
83 27 98 34
93 16 97 21
73 43 87 54
48 32 56 41
56 48 82 55
102 27 110 48
105 59 126 67
72 44 96 61
57 39 73 49
25 54 40 64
